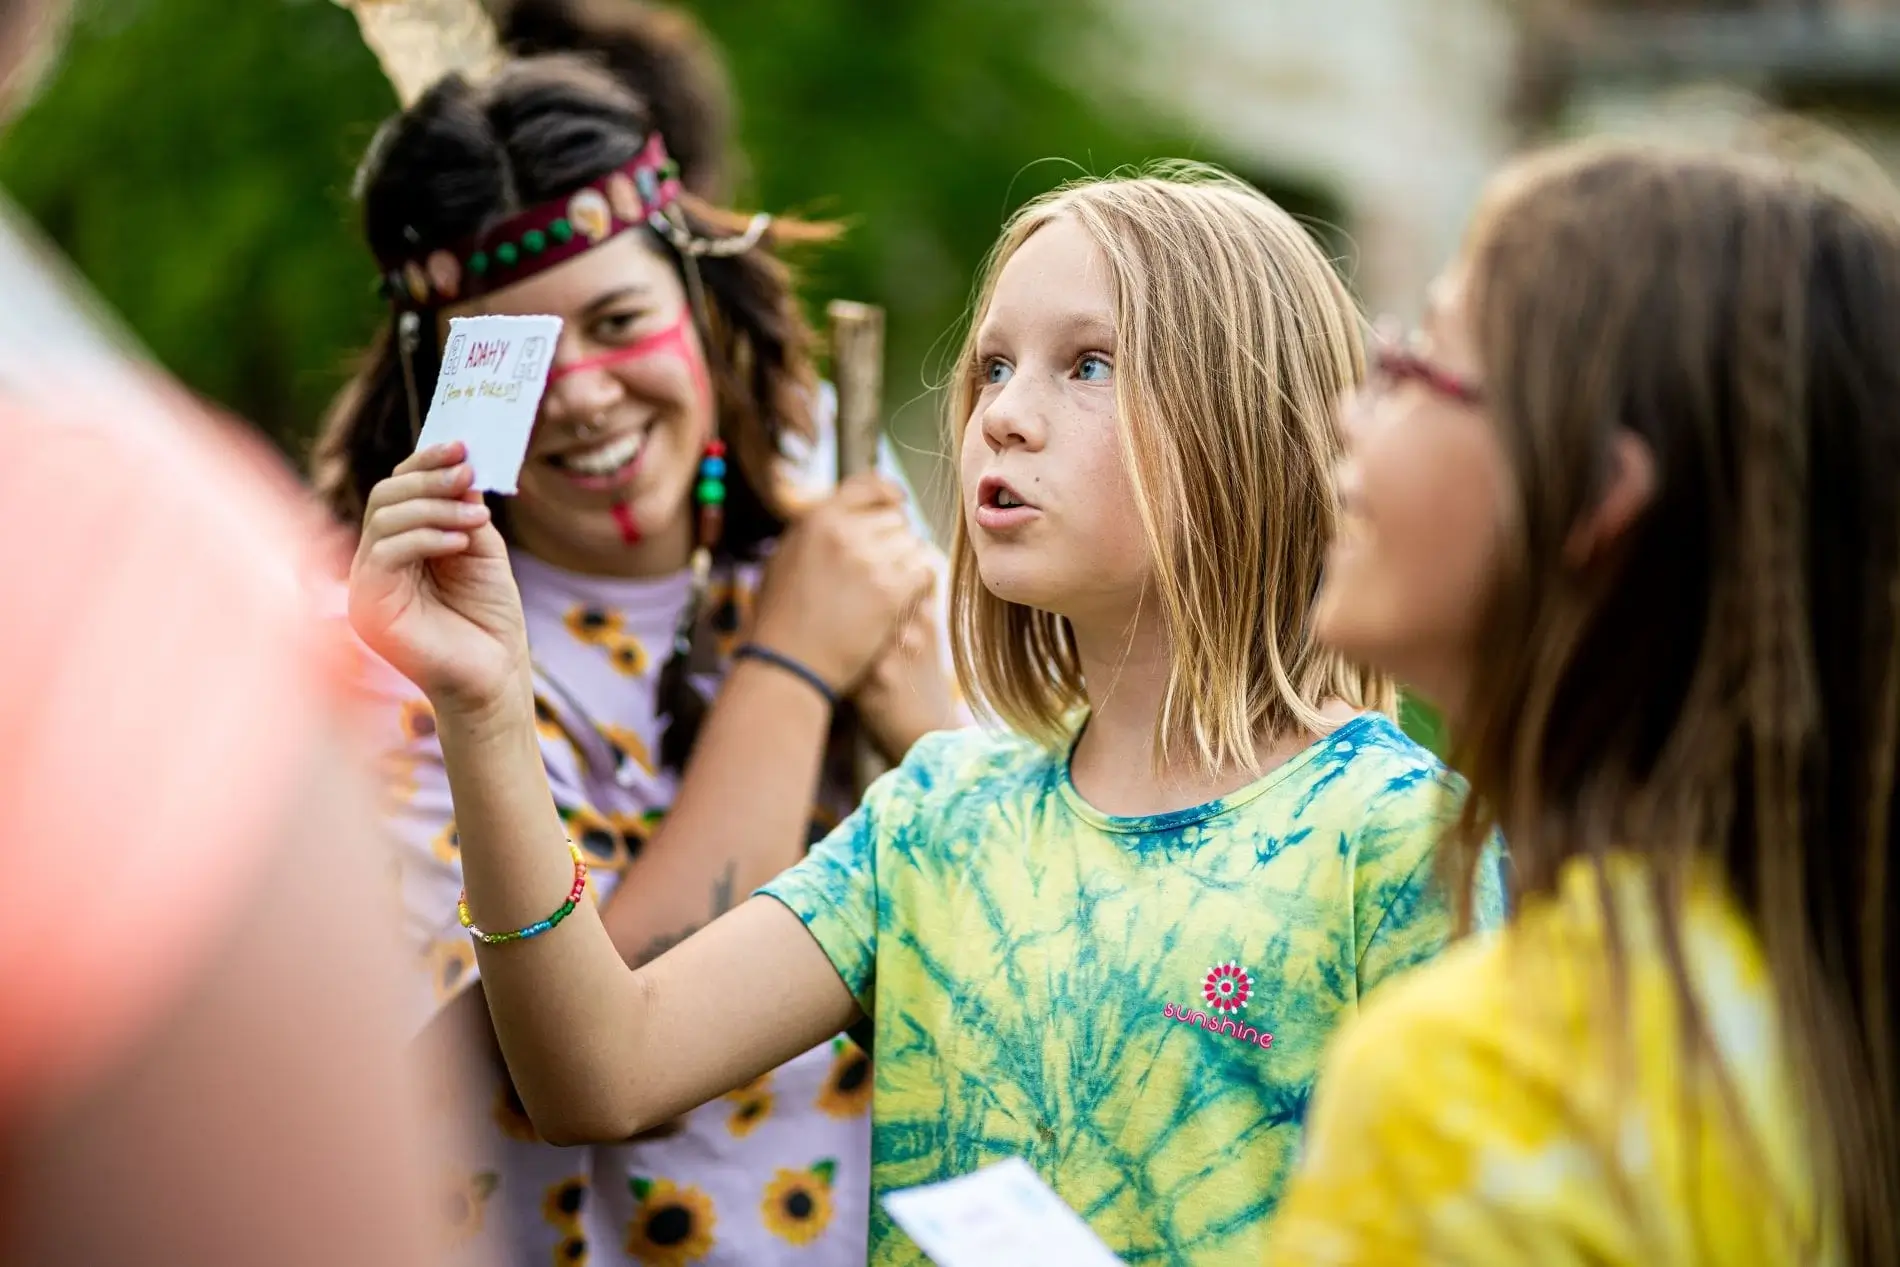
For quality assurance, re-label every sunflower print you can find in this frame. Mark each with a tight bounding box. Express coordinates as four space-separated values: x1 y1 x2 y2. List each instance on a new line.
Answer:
603 632 650 678
398 697 437 745
426 937 476 1002
598 722 654 778
543 1175 588 1233
723 1073 774 1138
431 821 461 865
380 749 420 805
552 1234 589 1265
494 1080 539 1143
624 1177 716 1266
760 1160 836 1247
442 1169 500 1248
706 579 755 660
608 811 652 867
562 803 628 872
534 693 587 761
815 1035 872 1118
563 603 624 645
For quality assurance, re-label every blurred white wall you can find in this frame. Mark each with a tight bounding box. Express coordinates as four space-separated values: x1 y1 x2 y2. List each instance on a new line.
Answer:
1092 1 1900 319
1099 0 1521 316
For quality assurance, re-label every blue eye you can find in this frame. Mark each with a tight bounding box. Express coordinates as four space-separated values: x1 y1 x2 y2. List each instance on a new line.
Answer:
1077 354 1113 382
983 358 1013 385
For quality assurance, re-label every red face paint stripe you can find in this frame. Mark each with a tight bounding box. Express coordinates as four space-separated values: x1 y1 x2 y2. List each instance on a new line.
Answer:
611 500 642 545
546 313 709 408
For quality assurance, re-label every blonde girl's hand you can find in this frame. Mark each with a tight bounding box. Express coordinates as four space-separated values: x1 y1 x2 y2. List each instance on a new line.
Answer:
348 442 529 717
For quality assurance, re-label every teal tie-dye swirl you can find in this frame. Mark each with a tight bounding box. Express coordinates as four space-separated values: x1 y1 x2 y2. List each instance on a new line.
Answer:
761 713 1507 1265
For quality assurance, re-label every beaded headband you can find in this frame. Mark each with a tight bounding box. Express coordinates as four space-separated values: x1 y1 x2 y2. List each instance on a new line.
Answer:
336 0 759 773
376 133 686 308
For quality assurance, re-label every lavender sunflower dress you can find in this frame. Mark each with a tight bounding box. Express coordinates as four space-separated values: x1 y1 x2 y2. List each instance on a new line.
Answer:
357 403 944 1266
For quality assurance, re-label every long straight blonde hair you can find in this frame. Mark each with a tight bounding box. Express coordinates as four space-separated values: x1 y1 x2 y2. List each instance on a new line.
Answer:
947 163 1394 777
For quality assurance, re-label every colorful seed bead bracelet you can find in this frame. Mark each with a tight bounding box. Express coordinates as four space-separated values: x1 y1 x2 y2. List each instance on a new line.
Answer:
457 840 589 945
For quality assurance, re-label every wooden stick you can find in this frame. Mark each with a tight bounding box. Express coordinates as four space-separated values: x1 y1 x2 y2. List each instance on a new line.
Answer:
827 300 890 799
828 301 884 480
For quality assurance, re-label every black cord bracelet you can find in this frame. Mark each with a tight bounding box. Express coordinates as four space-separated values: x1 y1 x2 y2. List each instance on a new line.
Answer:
733 642 839 708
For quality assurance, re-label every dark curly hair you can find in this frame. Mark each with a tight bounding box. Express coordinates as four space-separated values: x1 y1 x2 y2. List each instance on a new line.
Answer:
310 56 835 767
491 0 741 202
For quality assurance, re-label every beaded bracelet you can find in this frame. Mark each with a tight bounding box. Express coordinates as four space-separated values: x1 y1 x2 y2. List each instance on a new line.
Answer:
457 840 589 945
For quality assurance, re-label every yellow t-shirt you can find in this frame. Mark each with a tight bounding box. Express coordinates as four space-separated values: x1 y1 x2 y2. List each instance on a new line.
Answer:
1268 854 1838 1266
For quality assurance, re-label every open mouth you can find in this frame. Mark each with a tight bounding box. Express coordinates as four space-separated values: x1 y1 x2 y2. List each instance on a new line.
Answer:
547 431 647 486
974 474 1039 530
977 474 1034 511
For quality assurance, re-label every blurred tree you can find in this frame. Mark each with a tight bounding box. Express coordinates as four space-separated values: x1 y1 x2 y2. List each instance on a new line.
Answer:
0 0 1195 468
0 0 1447 747
676 0 1195 505
0 0 392 452
1399 696 1448 757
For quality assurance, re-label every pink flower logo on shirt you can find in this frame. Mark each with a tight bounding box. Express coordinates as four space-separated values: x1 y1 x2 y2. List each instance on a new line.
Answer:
1163 962 1271 1049
1203 962 1251 1014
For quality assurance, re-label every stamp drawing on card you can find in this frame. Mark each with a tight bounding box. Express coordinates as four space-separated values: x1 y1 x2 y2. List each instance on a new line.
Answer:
515 335 548 382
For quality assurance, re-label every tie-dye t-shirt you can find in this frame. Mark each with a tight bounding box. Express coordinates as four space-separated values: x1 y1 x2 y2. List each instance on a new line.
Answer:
760 713 1506 1264
1266 855 1837 1267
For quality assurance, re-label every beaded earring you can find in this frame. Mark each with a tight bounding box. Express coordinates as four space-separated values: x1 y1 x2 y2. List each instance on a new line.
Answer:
696 438 727 544
655 227 731 770
662 433 726 685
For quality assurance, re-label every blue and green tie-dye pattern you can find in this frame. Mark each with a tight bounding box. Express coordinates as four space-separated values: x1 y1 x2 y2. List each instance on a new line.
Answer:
760 712 1506 1265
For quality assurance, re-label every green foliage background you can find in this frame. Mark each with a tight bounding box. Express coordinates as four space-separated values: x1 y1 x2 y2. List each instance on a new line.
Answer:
0 0 1200 478
0 0 1446 753
0 0 389 444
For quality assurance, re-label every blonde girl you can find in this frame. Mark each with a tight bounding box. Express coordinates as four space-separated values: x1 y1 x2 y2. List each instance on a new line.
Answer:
348 164 1505 1264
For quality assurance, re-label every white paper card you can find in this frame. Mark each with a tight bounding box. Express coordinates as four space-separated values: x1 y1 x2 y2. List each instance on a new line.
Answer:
415 314 563 493
881 1158 1126 1267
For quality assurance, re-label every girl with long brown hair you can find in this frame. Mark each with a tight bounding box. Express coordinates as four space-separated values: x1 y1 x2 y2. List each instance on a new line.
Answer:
1273 131 1900 1265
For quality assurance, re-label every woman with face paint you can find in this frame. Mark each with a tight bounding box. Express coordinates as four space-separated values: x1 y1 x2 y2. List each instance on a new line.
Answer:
310 53 948 1266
